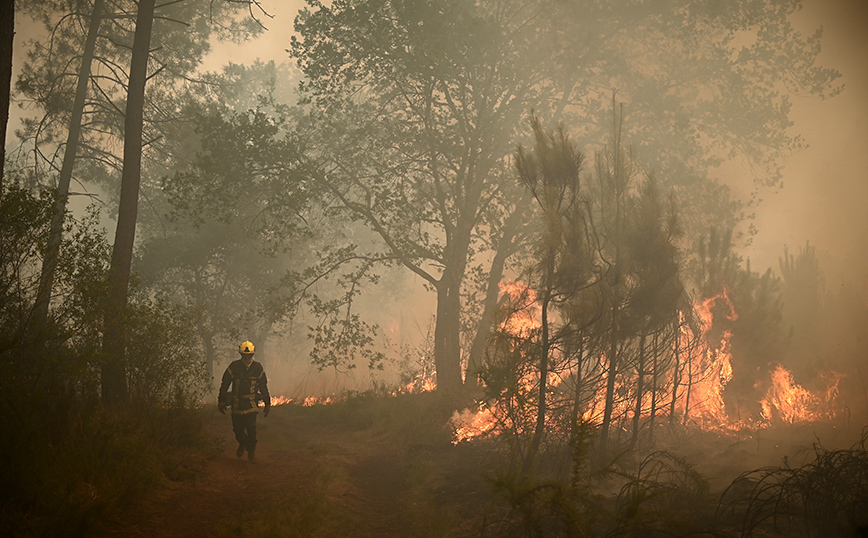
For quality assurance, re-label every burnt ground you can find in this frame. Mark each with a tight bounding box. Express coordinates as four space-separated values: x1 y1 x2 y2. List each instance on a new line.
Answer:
100 402 496 538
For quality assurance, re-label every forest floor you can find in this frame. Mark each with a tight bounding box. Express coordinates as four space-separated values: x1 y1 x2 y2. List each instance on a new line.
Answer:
98 395 863 538
101 397 498 538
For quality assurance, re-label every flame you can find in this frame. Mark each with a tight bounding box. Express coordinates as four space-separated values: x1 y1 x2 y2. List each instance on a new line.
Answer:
684 329 738 430
760 365 842 424
263 283 843 444
303 395 334 406
270 395 294 406
498 280 541 336
451 405 499 443
267 375 438 411
394 377 437 395
450 283 845 443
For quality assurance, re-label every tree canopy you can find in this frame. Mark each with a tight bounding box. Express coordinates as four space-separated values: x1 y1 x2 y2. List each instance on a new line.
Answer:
289 0 840 390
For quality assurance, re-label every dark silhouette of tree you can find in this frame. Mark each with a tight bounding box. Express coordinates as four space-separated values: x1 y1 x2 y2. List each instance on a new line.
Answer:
31 0 104 336
592 104 640 458
0 0 12 188
624 176 683 446
101 0 156 405
515 115 590 472
779 242 823 364
12 0 268 403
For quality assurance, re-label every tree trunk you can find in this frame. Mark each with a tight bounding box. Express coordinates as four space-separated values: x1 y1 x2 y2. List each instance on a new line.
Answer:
598 306 619 458
433 272 463 393
466 216 520 388
630 331 647 447
525 285 551 474
569 337 585 446
32 0 104 334
431 213 474 395
669 318 681 425
597 106 626 458
0 0 13 190
101 0 156 405
648 331 659 443
683 338 694 425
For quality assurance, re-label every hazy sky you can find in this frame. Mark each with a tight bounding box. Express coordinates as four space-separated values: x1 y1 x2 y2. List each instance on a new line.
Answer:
201 0 868 289
747 0 868 289
11 0 868 287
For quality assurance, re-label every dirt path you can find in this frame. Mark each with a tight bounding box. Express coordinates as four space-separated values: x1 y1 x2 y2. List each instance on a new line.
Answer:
102 404 422 538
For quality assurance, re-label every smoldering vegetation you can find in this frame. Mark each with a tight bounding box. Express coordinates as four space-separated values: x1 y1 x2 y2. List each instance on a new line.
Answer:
2 0 867 536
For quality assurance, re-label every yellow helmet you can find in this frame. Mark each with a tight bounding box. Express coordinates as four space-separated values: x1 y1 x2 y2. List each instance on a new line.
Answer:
239 341 255 354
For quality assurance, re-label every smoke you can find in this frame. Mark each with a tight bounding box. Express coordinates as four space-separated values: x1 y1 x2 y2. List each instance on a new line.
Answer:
736 0 868 288
9 0 867 410
202 0 868 287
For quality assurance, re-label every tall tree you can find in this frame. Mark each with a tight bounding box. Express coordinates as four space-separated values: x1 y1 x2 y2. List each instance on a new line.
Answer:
291 0 840 394
31 0 104 335
592 105 640 457
624 176 683 446
0 0 12 188
12 0 266 402
515 116 588 472
101 0 156 405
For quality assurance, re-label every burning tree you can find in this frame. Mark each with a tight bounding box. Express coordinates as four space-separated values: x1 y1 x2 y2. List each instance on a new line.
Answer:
465 111 688 470
512 114 594 472
453 112 847 467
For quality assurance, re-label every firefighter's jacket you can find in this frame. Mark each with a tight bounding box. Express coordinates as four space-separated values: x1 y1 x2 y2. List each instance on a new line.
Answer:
218 359 270 415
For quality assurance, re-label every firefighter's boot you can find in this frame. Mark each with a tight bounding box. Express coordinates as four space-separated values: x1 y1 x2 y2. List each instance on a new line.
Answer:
236 443 245 458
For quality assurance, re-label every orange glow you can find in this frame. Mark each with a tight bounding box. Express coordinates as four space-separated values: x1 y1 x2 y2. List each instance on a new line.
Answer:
498 280 541 336
760 365 843 424
451 405 499 443
305 395 334 406
449 283 846 443
684 329 738 430
394 377 437 395
270 395 294 406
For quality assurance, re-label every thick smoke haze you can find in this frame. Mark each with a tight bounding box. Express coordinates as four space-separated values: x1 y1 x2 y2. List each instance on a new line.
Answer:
10 0 867 283
7 0 868 396
198 0 868 401
205 0 868 288
6 5 868 535
739 0 868 288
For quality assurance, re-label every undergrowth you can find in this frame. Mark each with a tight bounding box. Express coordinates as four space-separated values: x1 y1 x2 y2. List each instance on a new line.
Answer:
487 423 868 537
486 448 722 537
0 388 216 538
716 427 868 538
299 385 457 447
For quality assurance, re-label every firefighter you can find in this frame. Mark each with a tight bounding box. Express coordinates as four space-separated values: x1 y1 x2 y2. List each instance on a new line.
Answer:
218 340 271 461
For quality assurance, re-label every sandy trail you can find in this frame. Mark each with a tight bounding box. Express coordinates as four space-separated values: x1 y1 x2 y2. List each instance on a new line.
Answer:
103 405 419 537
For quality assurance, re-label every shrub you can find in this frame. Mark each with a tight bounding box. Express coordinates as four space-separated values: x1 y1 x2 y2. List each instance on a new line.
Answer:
0 180 215 536
717 428 868 537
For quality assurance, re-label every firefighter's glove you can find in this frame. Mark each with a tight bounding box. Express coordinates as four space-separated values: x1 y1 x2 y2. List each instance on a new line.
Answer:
218 402 226 415
263 405 271 417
